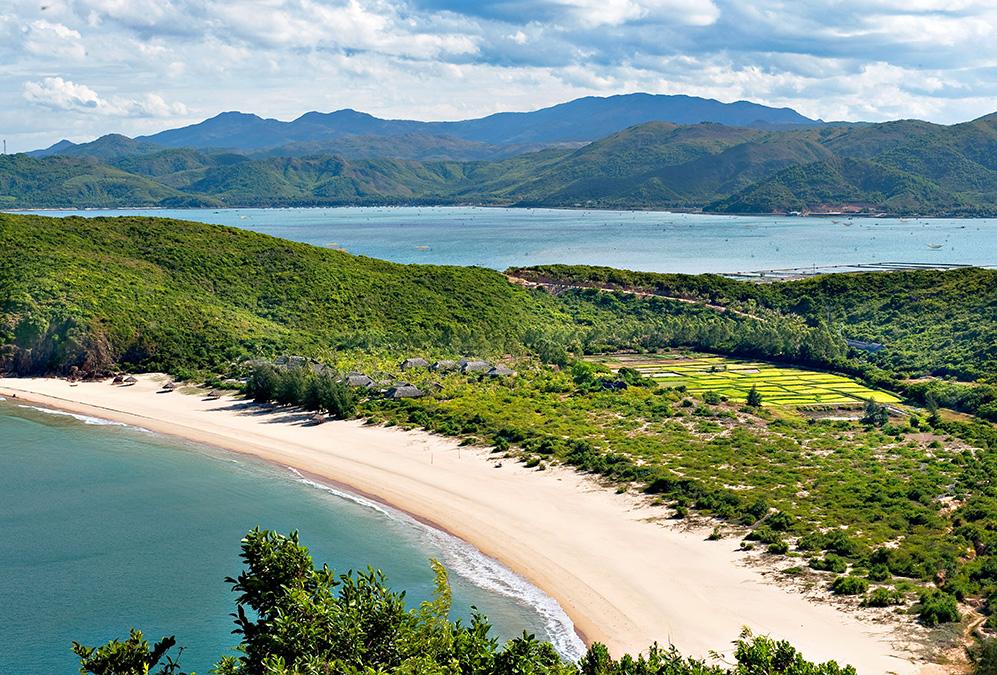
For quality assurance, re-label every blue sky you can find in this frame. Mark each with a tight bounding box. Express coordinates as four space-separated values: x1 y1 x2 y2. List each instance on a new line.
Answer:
2 0 996 152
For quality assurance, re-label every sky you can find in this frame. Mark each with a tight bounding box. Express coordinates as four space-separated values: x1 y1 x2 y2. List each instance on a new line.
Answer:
2 0 996 152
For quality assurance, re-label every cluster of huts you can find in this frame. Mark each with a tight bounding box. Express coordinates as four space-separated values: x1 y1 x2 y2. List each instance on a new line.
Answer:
110 374 184 394
245 355 516 400
371 357 516 399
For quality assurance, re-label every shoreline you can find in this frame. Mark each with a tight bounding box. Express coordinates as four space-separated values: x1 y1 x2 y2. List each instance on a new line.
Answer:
1 375 930 673
5 204 991 220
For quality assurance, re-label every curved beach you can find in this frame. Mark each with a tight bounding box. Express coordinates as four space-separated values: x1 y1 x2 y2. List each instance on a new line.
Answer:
0 375 925 673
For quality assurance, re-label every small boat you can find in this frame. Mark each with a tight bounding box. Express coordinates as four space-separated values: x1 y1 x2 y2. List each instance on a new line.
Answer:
927 243 943 249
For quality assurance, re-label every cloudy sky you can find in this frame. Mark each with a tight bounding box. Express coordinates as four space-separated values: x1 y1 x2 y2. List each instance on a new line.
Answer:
2 0 996 152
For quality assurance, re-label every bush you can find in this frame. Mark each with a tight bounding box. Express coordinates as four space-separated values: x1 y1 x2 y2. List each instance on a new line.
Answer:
861 587 905 607
810 554 848 574
768 540 789 555
867 564 892 582
830 575 869 596
916 590 960 626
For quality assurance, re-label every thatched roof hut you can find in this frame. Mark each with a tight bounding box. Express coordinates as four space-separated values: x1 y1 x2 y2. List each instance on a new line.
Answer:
431 360 458 372
459 359 492 373
162 381 177 391
345 373 374 388
112 375 124 384
123 375 138 385
386 384 425 399
400 357 430 370
486 365 516 377
206 389 225 400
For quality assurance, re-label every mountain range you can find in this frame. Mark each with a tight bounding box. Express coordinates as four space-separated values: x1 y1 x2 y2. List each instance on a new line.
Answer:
31 93 821 158
5 94 996 215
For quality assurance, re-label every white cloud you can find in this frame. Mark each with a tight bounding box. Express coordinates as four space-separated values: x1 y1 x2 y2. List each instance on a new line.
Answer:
24 19 87 59
23 77 188 117
1 0 996 152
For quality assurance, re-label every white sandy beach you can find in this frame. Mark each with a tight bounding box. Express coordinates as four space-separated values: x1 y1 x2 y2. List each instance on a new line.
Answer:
0 375 928 674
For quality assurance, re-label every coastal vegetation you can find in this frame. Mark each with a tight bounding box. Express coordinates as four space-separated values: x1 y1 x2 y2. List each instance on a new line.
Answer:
3 213 997 648
74 528 860 674
5 108 997 215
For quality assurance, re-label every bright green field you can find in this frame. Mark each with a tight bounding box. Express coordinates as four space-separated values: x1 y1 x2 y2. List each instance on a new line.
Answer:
588 353 901 406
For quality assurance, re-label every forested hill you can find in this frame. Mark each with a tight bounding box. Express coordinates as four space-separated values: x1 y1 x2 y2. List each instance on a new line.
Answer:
5 112 996 215
1 213 993 391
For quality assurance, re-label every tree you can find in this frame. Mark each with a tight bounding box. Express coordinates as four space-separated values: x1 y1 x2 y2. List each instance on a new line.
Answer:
78 530 859 675
73 629 187 675
746 385 763 407
861 399 889 426
245 365 278 403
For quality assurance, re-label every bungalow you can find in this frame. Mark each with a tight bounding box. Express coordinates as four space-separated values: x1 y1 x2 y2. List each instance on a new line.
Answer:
486 365 516 377
400 357 430 370
386 384 425 399
345 372 374 388
459 359 492 373
431 360 458 372
845 338 886 353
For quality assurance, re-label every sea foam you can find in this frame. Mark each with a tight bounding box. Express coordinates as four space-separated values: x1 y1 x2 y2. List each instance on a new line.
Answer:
287 467 586 660
17 405 152 432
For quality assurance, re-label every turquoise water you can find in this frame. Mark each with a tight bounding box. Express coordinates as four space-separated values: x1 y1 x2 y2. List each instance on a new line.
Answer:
15 206 997 272
0 401 583 674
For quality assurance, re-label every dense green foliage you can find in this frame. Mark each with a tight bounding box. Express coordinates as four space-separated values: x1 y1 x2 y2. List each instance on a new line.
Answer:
74 630 184 675
8 112 997 214
75 529 858 675
0 213 577 375
512 264 997 419
245 365 356 418
0 214 858 379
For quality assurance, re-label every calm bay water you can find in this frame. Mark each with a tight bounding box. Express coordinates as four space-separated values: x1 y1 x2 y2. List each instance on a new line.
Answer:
16 206 997 272
0 402 582 674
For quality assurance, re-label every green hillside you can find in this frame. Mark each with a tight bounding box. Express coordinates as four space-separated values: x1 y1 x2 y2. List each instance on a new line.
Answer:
6 113 997 214
0 154 217 208
0 213 573 374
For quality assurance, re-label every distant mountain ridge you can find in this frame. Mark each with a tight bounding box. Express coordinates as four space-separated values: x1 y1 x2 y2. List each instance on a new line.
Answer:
30 93 821 158
9 96 996 216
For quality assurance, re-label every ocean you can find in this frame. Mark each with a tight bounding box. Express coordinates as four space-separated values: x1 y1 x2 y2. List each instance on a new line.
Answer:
0 402 583 674
15 206 997 273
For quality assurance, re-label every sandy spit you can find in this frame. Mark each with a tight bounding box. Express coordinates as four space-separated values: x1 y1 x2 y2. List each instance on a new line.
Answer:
0 375 927 673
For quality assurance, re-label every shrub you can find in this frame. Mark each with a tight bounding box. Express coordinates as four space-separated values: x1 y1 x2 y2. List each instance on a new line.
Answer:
830 575 868 595
768 540 789 555
810 554 848 574
916 590 960 626
746 385 763 407
861 587 905 607
867 564 892 582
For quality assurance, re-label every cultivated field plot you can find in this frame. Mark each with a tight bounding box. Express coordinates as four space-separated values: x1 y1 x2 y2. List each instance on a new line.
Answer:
589 353 901 407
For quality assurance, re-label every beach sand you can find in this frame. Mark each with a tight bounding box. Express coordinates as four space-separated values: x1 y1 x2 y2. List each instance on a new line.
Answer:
0 375 928 673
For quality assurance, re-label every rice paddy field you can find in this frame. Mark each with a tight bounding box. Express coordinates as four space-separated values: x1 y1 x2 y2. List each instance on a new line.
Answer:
587 353 902 407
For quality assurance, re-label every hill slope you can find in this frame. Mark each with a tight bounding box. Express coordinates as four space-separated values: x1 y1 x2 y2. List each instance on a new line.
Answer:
0 213 573 374
7 112 995 214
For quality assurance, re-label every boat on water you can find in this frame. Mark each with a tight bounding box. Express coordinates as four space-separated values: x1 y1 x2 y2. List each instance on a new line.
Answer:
927 243 943 249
